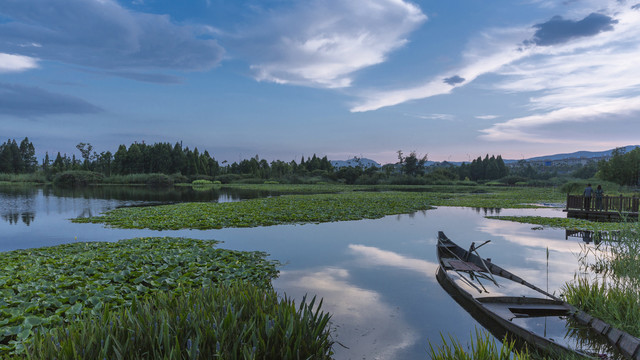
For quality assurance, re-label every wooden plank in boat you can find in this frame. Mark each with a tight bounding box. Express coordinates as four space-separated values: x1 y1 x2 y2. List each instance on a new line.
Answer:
442 258 484 272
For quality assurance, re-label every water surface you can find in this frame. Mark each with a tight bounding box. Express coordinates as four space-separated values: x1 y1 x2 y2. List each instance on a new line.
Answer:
0 185 607 359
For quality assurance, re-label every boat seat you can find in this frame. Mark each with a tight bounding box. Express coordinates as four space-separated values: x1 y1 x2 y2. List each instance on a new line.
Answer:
442 258 484 272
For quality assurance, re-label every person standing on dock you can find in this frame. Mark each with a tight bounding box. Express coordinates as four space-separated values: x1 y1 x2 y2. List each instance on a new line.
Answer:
583 183 593 210
595 185 604 211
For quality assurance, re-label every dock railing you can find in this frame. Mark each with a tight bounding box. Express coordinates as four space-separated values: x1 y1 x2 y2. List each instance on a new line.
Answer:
566 194 640 213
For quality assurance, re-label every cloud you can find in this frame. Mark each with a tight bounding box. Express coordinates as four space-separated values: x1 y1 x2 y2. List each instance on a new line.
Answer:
0 83 102 117
528 13 618 46
0 0 224 73
105 71 183 84
475 115 499 120
352 0 640 144
405 113 455 121
276 267 418 360
0 53 38 73
234 0 426 88
479 96 640 143
443 75 465 85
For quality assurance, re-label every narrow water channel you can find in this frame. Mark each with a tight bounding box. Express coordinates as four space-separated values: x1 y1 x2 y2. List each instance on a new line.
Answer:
0 185 602 359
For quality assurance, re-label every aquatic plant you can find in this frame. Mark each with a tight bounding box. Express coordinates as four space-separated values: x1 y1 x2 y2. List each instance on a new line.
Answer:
23 283 333 360
73 186 569 230
0 237 279 355
428 329 530 360
563 222 640 338
73 192 436 230
485 216 625 232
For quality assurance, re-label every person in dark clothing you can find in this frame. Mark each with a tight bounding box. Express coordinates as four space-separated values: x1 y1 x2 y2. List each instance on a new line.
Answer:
583 184 593 210
595 185 604 211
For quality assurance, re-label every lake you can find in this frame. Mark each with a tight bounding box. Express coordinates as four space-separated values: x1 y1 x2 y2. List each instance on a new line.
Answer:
0 184 606 359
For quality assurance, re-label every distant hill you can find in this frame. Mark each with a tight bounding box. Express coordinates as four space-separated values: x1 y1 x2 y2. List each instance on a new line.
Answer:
505 145 639 163
331 157 381 169
331 146 639 169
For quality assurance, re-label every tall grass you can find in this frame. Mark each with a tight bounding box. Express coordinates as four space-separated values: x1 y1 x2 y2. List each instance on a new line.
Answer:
0 173 47 184
23 282 333 359
563 221 640 337
428 329 530 360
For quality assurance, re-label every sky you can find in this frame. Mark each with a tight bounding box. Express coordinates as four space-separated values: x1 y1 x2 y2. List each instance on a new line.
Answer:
1 0 639 164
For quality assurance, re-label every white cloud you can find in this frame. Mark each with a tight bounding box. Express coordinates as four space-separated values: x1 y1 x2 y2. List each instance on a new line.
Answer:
236 0 426 88
275 267 418 360
351 26 535 112
479 96 640 143
475 115 499 120
0 53 38 73
0 0 224 72
351 1 640 145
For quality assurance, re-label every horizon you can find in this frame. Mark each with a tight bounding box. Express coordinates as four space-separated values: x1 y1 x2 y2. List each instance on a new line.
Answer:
2 1 639 165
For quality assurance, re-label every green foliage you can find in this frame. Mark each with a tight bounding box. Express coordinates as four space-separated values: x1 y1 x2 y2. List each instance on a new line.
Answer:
458 155 508 182
191 179 213 185
560 181 585 195
0 173 47 184
23 283 332 360
144 173 174 187
428 329 530 360
0 237 279 355
563 222 640 338
485 216 625 232
74 192 436 230
75 186 567 230
597 147 640 186
52 170 104 187
0 138 36 174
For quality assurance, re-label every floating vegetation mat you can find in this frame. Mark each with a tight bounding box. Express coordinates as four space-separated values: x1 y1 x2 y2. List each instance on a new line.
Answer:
73 188 565 230
485 216 628 232
73 192 435 230
0 237 279 355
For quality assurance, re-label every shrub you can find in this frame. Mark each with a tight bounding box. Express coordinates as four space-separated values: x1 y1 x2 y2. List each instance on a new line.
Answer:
144 173 173 187
170 173 189 184
25 283 333 360
215 174 243 184
52 171 103 187
192 179 213 185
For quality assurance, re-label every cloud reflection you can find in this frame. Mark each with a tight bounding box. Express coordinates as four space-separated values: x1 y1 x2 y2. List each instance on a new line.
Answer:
274 267 418 360
348 244 439 276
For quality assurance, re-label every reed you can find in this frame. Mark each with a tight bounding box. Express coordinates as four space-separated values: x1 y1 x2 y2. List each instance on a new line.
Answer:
563 221 640 337
23 283 333 360
428 329 530 360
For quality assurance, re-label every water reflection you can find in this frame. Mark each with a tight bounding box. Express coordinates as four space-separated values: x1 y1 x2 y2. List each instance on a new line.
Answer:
0 186 619 359
473 207 502 215
348 244 438 276
276 267 419 360
2 211 35 225
565 229 619 244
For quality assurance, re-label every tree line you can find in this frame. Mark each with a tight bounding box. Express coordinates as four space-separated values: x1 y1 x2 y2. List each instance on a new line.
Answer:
3 138 637 186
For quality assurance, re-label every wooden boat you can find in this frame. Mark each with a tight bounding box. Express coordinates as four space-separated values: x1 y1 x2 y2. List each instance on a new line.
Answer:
436 231 640 359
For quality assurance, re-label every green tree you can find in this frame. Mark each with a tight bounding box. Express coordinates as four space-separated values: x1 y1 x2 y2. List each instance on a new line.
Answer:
76 142 94 170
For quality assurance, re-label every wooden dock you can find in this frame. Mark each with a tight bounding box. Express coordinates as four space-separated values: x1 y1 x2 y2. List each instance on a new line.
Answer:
564 194 639 221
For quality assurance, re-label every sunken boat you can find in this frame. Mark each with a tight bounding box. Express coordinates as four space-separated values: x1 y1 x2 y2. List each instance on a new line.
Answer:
436 231 640 359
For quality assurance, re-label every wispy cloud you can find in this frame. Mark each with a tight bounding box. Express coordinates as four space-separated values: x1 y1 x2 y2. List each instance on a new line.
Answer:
0 0 224 74
475 115 499 120
233 0 426 88
0 83 102 117
352 1 640 144
0 53 38 73
405 112 455 121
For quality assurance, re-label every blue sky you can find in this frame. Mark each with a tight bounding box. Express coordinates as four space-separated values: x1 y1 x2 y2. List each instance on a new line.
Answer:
1 0 639 164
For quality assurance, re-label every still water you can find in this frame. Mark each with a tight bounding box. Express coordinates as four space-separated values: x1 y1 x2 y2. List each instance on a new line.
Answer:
0 185 599 359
